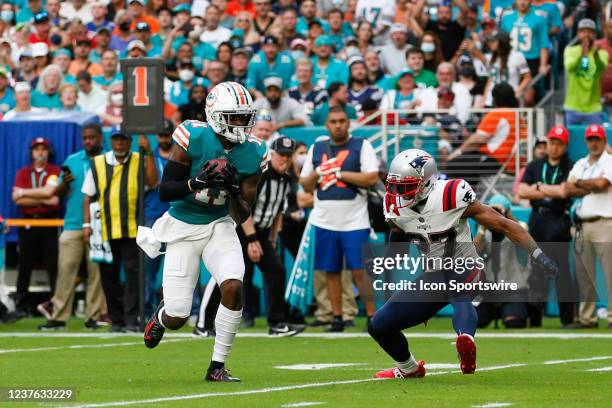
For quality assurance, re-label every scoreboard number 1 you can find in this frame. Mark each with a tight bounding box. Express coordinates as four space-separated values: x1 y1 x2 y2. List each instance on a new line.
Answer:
132 66 150 106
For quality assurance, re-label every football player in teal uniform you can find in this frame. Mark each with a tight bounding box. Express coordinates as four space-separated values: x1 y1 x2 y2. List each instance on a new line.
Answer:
140 82 267 382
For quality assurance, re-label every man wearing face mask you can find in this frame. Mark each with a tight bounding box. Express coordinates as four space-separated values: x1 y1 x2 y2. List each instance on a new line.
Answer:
110 13 134 53
415 0 470 62
11 138 61 318
168 60 209 107
1 5 15 26
287 58 328 119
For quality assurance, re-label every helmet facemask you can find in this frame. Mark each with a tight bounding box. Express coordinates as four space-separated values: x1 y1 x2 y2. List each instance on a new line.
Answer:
385 174 426 209
210 109 256 144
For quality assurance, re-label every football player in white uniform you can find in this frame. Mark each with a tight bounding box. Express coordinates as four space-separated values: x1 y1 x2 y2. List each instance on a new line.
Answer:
367 149 559 379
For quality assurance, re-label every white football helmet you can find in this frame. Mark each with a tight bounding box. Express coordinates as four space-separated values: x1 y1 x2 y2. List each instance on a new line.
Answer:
386 149 438 209
205 82 256 144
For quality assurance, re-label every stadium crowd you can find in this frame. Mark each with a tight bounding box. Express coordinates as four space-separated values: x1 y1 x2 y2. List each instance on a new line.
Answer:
0 0 611 332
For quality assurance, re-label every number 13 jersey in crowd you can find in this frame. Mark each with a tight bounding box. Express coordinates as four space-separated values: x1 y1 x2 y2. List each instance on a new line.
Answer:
169 120 268 225
384 178 479 262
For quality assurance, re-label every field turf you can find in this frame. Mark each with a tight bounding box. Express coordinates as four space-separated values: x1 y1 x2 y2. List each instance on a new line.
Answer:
1 317 611 407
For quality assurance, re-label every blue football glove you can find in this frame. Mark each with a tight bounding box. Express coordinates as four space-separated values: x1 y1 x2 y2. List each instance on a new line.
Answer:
532 249 559 280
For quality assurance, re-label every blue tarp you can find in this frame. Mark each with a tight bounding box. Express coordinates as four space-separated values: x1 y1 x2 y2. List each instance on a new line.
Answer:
0 112 99 242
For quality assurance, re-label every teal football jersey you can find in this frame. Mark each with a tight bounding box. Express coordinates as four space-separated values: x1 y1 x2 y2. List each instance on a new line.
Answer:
169 120 268 225
500 10 550 60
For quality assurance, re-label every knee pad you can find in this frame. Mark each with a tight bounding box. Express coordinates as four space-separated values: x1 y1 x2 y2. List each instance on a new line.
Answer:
163 298 192 319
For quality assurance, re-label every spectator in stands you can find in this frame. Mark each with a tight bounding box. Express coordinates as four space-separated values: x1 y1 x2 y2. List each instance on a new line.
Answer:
82 131 157 332
206 60 229 89
485 31 532 106
287 58 327 118
144 120 173 317
3 82 45 120
406 48 437 88
419 31 444 73
31 42 49 75
355 0 394 45
299 105 378 332
110 10 135 53
15 50 38 87
0 68 15 116
178 84 208 122
253 0 275 37
87 1 112 34
297 0 328 36
252 111 278 146
32 64 63 110
227 0 255 17
125 39 147 58
378 23 410 76
11 137 61 318
247 35 294 97
278 8 301 48
30 12 52 45
168 60 208 107
60 0 93 24
564 18 609 125
500 0 550 80
354 21 375 57
0 40 15 74
347 58 383 117
596 19 612 119
59 83 79 111
99 82 123 127
421 87 463 147
457 63 486 109
253 73 309 129
68 39 103 77
233 11 260 47
50 49 74 85
418 0 468 61
76 71 107 114
327 8 352 52
518 125 577 328
132 22 161 58
156 6 173 43
202 5 232 48
432 62 471 124
90 28 111 65
37 124 105 330
128 0 159 34
213 0 235 29
565 124 612 329
363 50 388 89
379 69 422 113
312 82 357 126
445 83 525 186
312 35 349 89
216 42 234 71
226 47 250 86
45 0 62 26
93 50 121 90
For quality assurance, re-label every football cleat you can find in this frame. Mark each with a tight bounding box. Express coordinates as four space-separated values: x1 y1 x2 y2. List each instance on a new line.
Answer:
268 323 306 337
205 367 241 382
456 333 477 374
374 361 426 379
144 300 165 349
192 326 216 337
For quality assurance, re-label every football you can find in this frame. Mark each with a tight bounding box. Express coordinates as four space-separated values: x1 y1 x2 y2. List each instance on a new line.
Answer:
202 158 231 180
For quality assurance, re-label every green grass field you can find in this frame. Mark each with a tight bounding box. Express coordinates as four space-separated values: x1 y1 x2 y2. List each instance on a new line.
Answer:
1 317 612 408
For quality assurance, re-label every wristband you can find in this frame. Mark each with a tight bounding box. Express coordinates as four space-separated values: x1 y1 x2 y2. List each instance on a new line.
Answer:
82 223 91 228
531 248 543 259
245 233 259 243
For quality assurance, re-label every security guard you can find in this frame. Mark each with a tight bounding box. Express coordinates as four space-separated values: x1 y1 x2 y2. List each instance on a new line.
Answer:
81 131 158 332
518 126 576 328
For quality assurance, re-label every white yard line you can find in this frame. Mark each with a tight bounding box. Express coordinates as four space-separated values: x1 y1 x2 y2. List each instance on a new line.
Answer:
1 332 612 339
472 403 513 408
58 363 526 408
281 403 325 407
586 366 612 372
0 338 192 354
544 356 612 365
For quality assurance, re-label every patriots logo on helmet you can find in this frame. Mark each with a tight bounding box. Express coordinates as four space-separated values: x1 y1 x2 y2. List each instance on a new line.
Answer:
409 155 430 174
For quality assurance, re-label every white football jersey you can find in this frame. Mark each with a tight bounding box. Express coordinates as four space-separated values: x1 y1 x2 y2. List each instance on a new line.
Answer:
384 178 479 262
355 0 395 30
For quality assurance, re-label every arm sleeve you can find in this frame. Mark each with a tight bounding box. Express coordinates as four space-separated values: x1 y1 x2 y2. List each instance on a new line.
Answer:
158 160 192 202
81 169 97 197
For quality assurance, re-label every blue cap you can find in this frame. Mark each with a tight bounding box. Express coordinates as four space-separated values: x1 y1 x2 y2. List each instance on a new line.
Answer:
488 194 511 210
314 35 333 47
172 3 191 13
53 48 72 59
